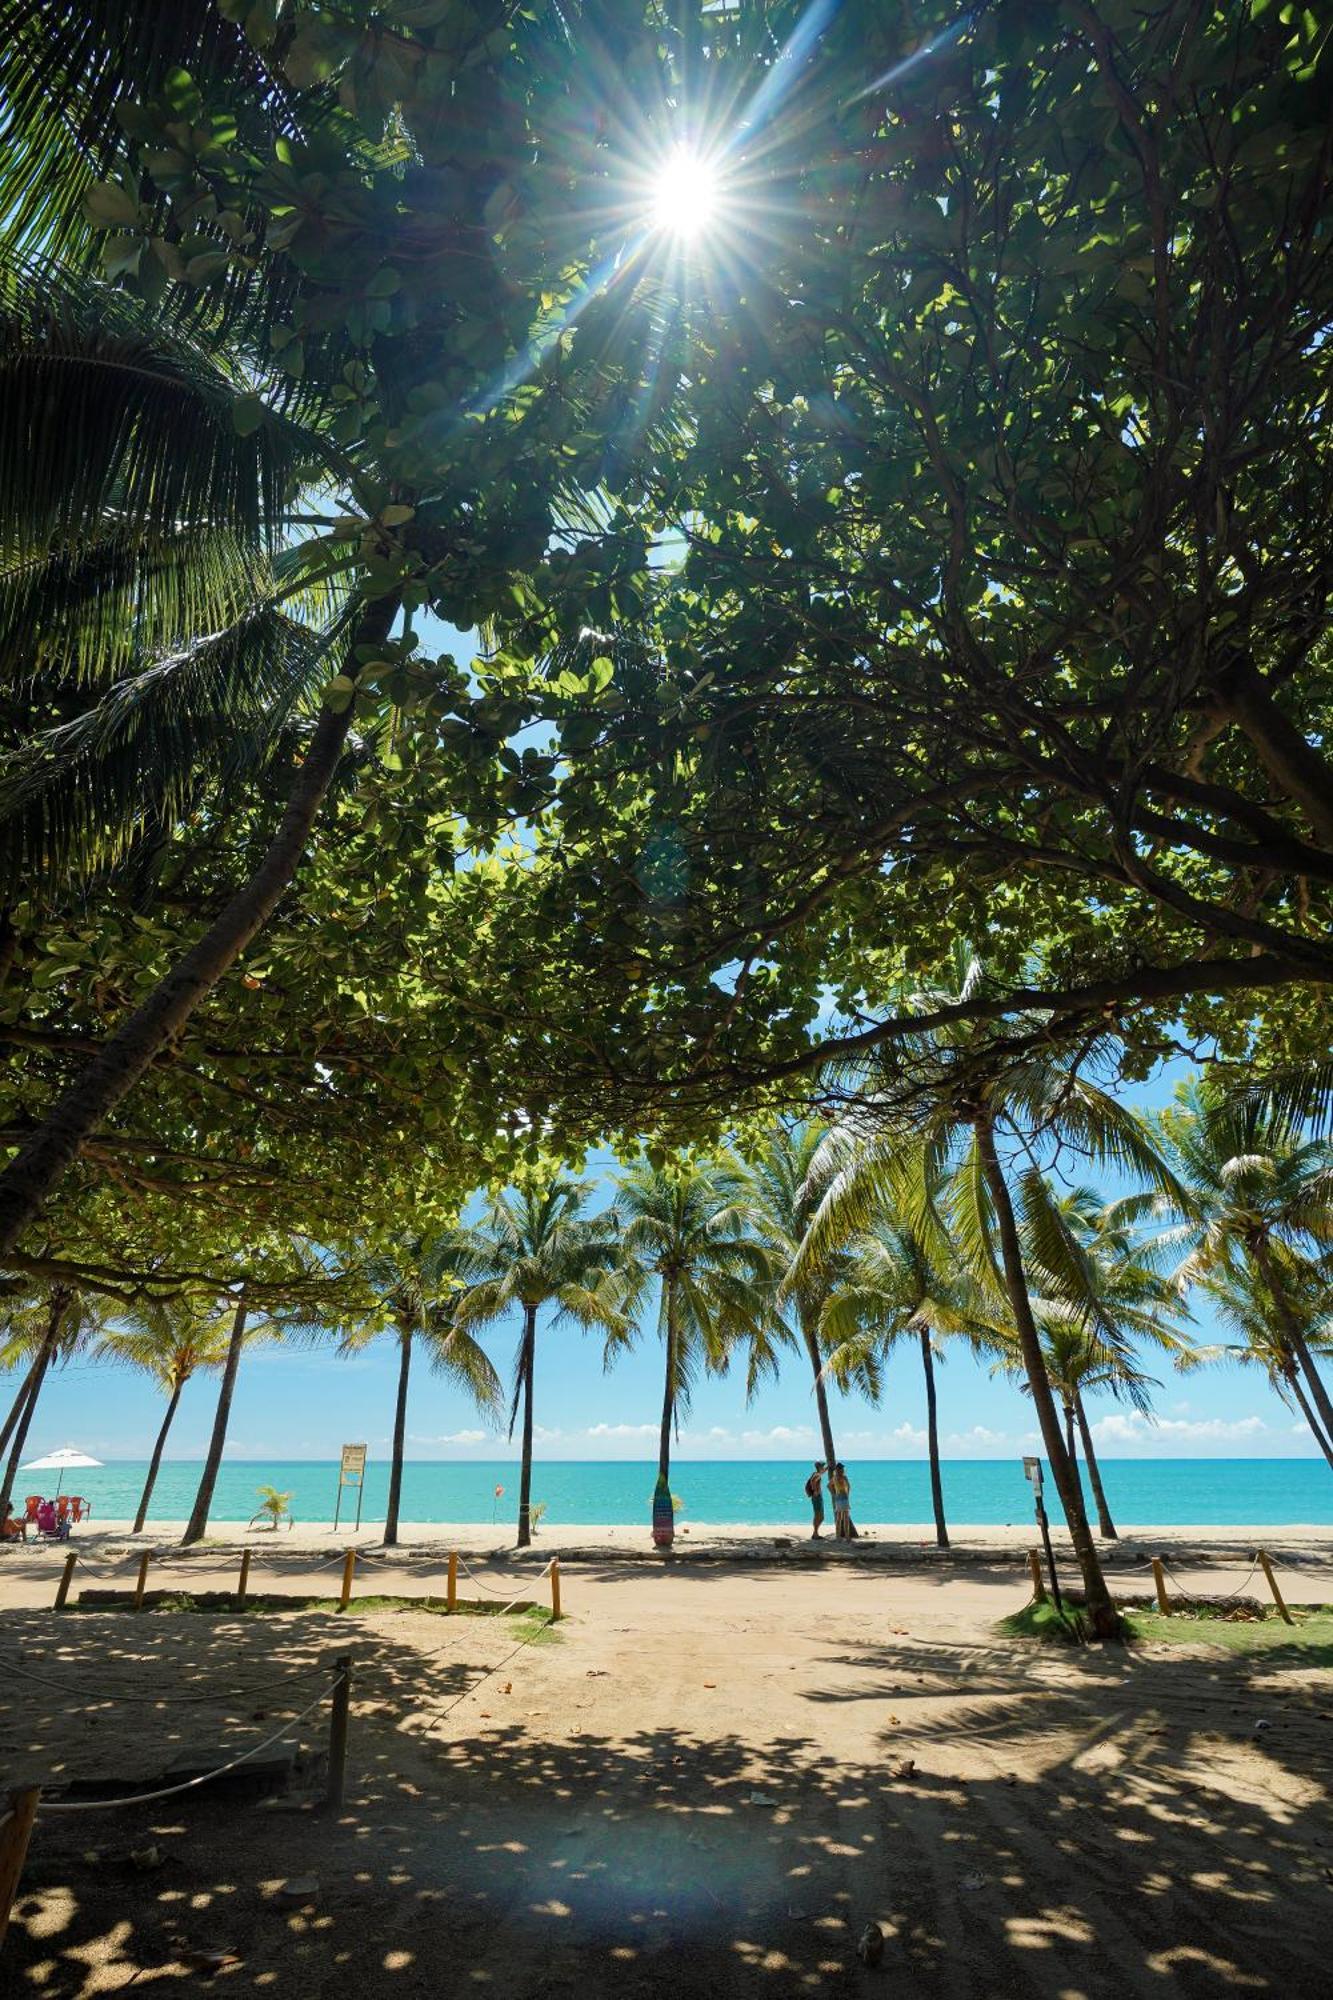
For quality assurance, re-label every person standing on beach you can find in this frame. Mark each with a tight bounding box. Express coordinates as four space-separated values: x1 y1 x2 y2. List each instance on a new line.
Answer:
831 1463 852 1540
805 1461 826 1539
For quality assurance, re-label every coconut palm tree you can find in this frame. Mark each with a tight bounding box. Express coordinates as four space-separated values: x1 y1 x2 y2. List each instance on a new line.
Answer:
736 1123 867 1532
610 1155 777 1543
0 1274 112 1517
1194 1253 1333 1470
817 1212 1000 1549
448 1179 623 1548
1156 1078 1333 1455
97 1299 233 1532
343 1231 503 1548
800 946 1178 1637
1008 1180 1193 1539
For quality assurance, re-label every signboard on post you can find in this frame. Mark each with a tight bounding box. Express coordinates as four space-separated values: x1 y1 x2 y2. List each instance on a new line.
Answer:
333 1443 367 1532
1021 1454 1062 1615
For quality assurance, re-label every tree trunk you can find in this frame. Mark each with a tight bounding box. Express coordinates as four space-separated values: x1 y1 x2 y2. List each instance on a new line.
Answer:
0 604 397 1260
516 1303 536 1549
0 1344 46 1461
975 1116 1118 1637
133 1381 183 1534
1253 1238 1333 1446
0 1289 68 1520
803 1314 857 1535
920 1329 948 1548
181 1296 248 1546
1064 1400 1077 1470
1216 658 1333 850
1287 1366 1333 1471
384 1324 413 1548
658 1278 676 1486
0 1336 55 1520
1074 1390 1118 1538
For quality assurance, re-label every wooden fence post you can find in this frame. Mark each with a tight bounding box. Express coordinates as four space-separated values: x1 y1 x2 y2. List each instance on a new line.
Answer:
133 1551 151 1611
549 1557 562 1623
1027 1548 1046 1603
1256 1550 1293 1626
236 1550 252 1610
1151 1558 1171 1615
0 1785 41 1947
339 1548 356 1611
326 1657 352 1811
446 1551 457 1613
54 1551 77 1612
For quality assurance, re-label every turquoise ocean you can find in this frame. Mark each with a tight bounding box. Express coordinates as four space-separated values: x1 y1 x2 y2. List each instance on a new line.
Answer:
36 1458 1333 1528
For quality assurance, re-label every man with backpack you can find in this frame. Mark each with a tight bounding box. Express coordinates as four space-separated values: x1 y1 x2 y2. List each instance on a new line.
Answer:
804 1461 826 1539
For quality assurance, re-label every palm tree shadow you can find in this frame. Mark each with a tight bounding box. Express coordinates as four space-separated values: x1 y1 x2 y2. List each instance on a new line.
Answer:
2 1611 1330 1996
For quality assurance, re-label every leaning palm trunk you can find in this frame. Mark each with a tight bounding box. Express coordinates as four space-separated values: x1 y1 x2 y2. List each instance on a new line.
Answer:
181 1296 248 1546
384 1325 413 1548
920 1329 948 1549
1074 1391 1118 1539
0 1290 67 1518
0 604 396 1259
974 1118 1117 1637
1287 1367 1333 1471
0 1344 46 1460
515 1303 537 1548
133 1381 184 1534
1251 1238 1333 1446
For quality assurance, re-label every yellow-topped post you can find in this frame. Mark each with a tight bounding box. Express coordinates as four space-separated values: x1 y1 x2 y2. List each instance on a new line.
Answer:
446 1551 458 1613
339 1548 357 1611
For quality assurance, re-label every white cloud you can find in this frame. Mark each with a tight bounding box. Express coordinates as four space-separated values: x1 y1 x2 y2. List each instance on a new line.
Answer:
587 1422 657 1440
1091 1411 1269 1447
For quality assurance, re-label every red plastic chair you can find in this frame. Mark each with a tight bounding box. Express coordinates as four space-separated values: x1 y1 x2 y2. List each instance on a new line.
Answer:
55 1496 71 1524
23 1495 43 1525
68 1497 86 1524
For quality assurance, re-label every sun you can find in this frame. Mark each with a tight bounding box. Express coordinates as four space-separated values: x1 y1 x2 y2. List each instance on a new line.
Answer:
649 146 722 239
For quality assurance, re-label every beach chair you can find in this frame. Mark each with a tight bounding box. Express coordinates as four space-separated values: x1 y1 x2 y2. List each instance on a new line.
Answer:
55 1496 71 1527
68 1497 87 1524
23 1495 43 1527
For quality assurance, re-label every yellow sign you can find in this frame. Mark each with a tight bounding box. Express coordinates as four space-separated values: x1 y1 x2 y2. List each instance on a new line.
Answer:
334 1444 368 1530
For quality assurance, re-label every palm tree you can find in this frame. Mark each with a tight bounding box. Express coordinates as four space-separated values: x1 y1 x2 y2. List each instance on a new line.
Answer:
1195 1253 1333 1470
801 947 1177 1637
1010 1180 1192 1539
344 1232 502 1548
737 1123 864 1531
817 1214 999 1549
97 1299 233 1533
610 1155 776 1543
449 1179 623 1548
1157 1078 1333 1455
0 1274 111 1517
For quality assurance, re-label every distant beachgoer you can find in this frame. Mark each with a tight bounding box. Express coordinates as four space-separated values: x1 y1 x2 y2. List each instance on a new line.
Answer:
805 1462 826 1539
831 1463 852 1540
1 1503 24 1543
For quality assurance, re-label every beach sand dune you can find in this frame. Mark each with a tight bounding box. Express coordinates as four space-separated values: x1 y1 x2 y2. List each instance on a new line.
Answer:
2 1548 1330 1994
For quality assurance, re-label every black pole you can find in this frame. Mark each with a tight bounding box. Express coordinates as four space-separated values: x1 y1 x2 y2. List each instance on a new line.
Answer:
1034 1494 1064 1616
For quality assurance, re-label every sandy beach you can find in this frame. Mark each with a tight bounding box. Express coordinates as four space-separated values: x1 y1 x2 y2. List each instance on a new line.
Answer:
2 1523 1331 1994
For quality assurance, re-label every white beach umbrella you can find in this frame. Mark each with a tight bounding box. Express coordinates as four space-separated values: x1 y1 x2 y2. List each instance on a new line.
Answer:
20 1445 103 1497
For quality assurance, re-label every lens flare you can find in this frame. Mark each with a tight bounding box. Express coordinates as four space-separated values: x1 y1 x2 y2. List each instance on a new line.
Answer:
649 146 721 238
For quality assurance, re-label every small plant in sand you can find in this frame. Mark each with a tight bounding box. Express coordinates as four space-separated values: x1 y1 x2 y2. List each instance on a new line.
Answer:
251 1485 293 1530
529 1500 548 1534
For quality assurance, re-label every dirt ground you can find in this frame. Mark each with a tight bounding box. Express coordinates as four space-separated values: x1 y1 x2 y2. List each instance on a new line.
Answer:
2 1548 1331 1997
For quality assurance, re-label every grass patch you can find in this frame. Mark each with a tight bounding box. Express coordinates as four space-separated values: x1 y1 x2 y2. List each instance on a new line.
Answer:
998 1599 1088 1644
74 1588 556 1630
1123 1605 1333 1661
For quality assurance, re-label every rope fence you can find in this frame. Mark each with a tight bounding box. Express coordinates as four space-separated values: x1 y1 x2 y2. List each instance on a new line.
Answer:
35 1680 339 1815
1025 1543 1328 1625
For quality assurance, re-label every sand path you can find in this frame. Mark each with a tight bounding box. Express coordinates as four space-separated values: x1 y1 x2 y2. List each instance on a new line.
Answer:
1 1556 1329 1995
